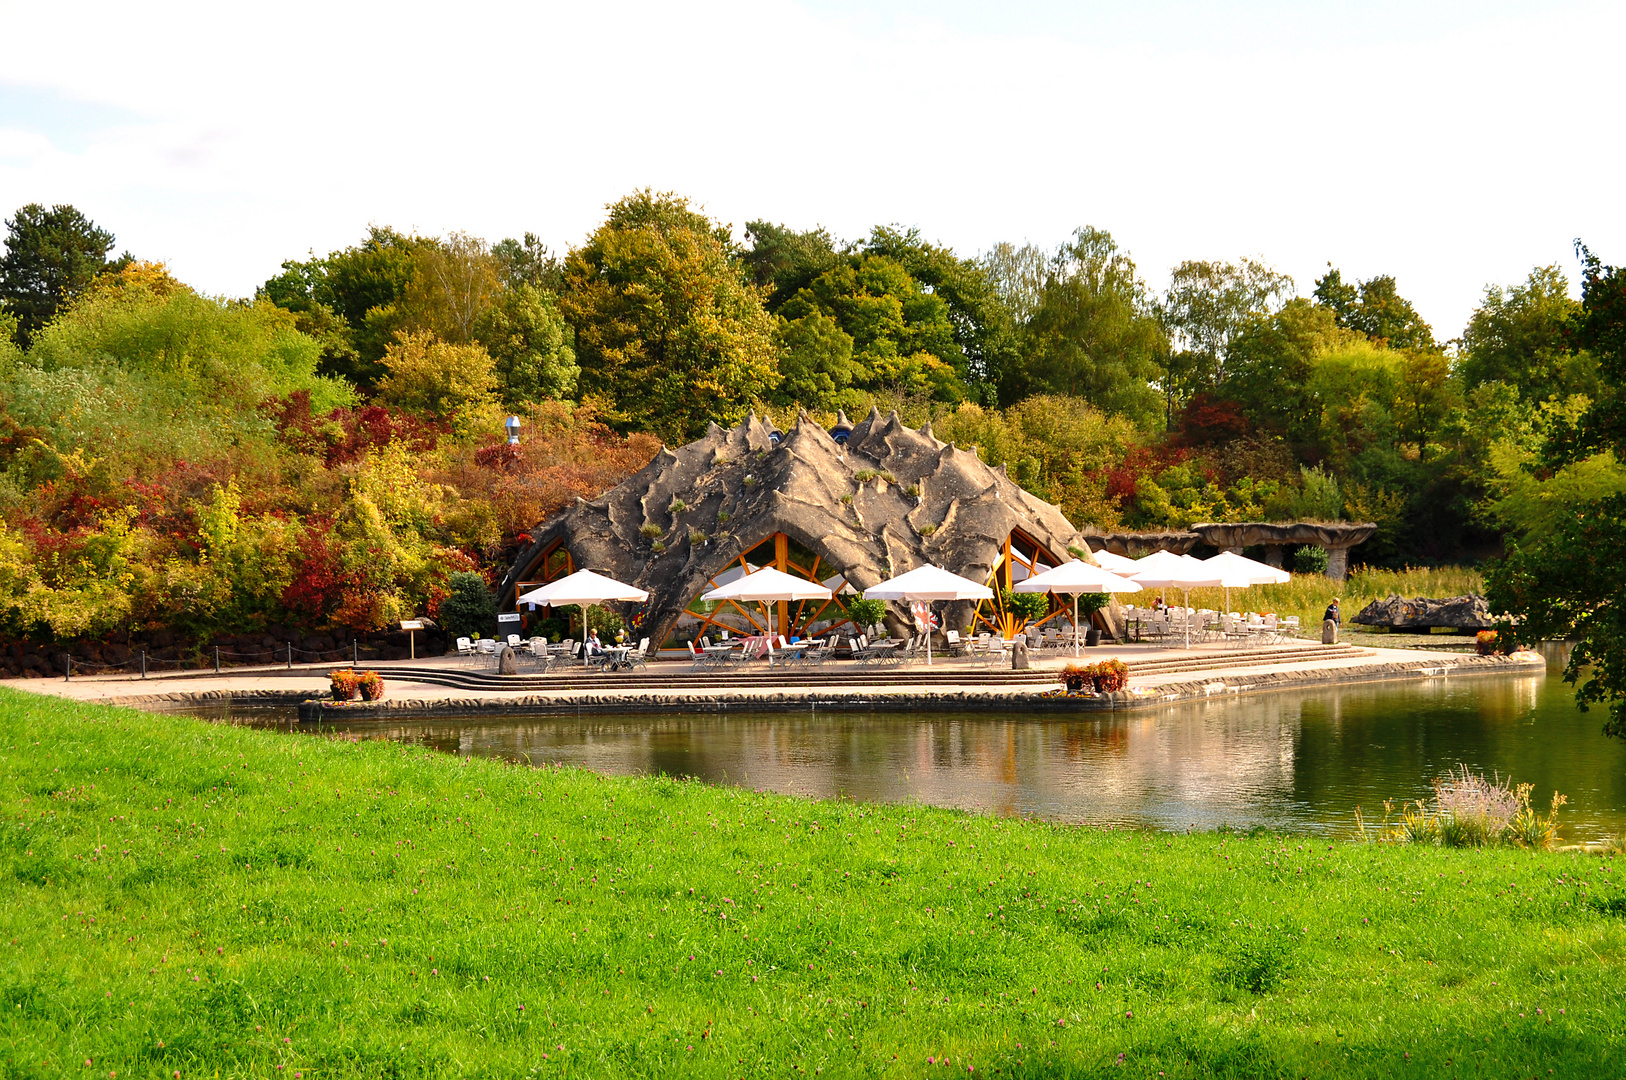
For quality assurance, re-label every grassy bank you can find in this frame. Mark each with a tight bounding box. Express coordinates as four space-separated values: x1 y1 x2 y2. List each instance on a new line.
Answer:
1170 565 1486 629
3 691 1622 1078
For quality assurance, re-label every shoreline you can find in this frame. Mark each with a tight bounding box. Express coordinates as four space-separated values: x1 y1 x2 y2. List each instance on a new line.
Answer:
46 648 1544 719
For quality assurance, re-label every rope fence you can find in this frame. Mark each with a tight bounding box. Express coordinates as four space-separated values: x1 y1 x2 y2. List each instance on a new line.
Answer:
50 639 432 681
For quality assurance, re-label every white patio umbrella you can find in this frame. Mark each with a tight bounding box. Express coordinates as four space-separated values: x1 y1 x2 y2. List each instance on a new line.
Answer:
864 565 994 665
516 569 650 666
1089 547 1141 573
1201 551 1291 615
701 566 832 643
1124 551 1227 648
1014 559 1143 657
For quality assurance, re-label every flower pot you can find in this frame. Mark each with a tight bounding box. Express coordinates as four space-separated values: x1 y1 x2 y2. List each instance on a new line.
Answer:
1085 627 1101 648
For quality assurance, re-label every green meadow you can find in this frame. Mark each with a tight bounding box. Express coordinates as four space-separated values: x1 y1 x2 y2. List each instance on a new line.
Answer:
3 690 1623 1078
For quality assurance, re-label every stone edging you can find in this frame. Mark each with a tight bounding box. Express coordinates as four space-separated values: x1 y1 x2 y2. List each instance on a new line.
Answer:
99 651 1545 718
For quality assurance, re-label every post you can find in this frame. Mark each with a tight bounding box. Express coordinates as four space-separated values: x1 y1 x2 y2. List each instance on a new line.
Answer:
287 642 293 669
63 655 70 682
409 630 415 661
140 650 146 679
214 646 220 674
353 639 358 665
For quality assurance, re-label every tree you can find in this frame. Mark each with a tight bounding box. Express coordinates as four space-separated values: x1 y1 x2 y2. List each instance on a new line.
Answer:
1314 267 1435 350
398 232 502 346
492 233 564 292
1487 243 1626 738
0 203 128 345
1224 298 1355 441
472 282 579 403
1158 258 1295 398
560 190 779 443
979 242 1048 325
742 221 843 312
1459 265 1592 402
259 226 426 388
376 331 499 427
862 226 1020 400
1009 227 1165 428
773 254 968 409
437 571 497 639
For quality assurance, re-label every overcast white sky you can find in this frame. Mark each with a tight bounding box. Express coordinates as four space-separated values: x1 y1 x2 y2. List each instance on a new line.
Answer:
1 0 1620 339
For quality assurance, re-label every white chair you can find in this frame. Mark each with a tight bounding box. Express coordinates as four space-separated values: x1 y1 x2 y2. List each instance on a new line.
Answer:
455 637 476 664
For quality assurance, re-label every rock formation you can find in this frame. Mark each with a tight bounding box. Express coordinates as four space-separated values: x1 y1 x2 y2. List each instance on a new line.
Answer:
1351 594 1495 631
500 410 1109 647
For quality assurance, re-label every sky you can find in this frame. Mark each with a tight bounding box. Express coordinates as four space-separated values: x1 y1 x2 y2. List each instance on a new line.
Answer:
1 0 1621 339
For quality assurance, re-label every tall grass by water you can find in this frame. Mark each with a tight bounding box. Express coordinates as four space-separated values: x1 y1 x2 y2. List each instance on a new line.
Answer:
3 688 1623 1077
1167 565 1485 628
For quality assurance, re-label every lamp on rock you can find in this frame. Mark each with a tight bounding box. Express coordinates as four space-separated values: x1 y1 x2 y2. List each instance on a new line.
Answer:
504 415 522 445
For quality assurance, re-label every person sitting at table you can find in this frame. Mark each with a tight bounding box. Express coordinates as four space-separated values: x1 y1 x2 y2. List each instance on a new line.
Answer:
585 629 605 658
1152 595 1166 612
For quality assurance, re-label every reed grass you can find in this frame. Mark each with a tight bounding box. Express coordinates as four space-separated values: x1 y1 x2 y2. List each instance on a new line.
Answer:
3 689 1622 1077
1160 565 1485 628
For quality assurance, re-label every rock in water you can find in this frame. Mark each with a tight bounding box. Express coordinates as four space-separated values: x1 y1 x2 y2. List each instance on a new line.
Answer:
1322 619 1339 645
497 646 518 675
1011 639 1030 669
1351 594 1494 630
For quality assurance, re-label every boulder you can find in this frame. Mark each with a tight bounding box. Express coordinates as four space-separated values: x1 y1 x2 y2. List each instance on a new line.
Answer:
1322 619 1338 645
1010 638 1030 670
1351 594 1495 630
497 646 519 675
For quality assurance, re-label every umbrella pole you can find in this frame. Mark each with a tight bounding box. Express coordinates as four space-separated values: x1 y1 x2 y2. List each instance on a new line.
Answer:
1074 594 1080 658
1183 588 1192 649
926 603 933 666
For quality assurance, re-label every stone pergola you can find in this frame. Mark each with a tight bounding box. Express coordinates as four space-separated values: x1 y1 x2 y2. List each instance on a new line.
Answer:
1189 522 1377 581
1082 532 1200 557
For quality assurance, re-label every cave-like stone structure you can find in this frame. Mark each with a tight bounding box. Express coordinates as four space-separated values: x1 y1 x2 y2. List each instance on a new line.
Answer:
1189 522 1377 581
499 410 1106 647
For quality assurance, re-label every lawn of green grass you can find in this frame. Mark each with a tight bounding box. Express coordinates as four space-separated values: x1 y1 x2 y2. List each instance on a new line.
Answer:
3 689 1623 1078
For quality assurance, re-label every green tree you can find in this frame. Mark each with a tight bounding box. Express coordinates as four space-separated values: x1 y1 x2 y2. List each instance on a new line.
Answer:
1459 265 1592 401
437 570 497 639
1488 244 1626 737
492 233 564 293
1158 258 1295 399
473 282 579 403
1314 268 1435 350
1010 227 1165 428
742 222 843 312
561 190 780 443
775 254 967 408
0 203 129 345
862 226 1020 401
376 331 500 430
259 226 426 388
1225 298 1355 441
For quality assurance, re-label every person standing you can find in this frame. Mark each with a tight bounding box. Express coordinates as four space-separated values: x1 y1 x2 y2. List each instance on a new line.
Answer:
1321 598 1341 644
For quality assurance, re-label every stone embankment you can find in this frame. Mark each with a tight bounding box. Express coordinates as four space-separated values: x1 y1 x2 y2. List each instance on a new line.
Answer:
66 645 1545 719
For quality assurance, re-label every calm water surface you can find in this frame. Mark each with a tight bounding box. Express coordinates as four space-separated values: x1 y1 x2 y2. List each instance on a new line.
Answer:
221 645 1626 839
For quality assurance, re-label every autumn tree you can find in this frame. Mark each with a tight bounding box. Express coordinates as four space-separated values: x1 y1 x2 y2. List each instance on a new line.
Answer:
561 190 778 442
1459 265 1593 402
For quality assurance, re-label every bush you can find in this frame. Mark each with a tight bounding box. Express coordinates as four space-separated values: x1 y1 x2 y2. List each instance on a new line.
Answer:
438 572 496 640
1002 589 1050 624
356 670 385 701
1292 546 1329 575
1061 658 1128 694
844 598 887 629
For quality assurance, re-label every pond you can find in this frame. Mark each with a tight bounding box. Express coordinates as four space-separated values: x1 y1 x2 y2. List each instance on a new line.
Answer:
212 644 1626 840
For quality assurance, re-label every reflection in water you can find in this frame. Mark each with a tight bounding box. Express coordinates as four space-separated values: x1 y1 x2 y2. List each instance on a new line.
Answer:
214 645 1626 838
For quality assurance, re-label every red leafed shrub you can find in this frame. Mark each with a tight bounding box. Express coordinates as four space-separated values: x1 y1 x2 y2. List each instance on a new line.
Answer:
1175 393 1251 447
282 522 344 622
1102 444 1187 507
261 391 448 468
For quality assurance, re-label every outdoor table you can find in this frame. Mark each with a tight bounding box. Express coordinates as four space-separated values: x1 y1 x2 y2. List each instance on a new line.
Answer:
773 641 812 666
702 643 738 667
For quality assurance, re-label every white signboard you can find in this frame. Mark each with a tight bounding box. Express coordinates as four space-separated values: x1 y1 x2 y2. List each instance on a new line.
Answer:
399 619 425 631
497 612 523 624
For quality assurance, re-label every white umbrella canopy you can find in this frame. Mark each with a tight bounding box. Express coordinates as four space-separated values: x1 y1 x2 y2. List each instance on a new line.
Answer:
1201 551 1291 615
1089 548 1140 573
702 567 833 641
1124 551 1227 648
864 565 994 665
1014 559 1143 657
515 570 650 667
